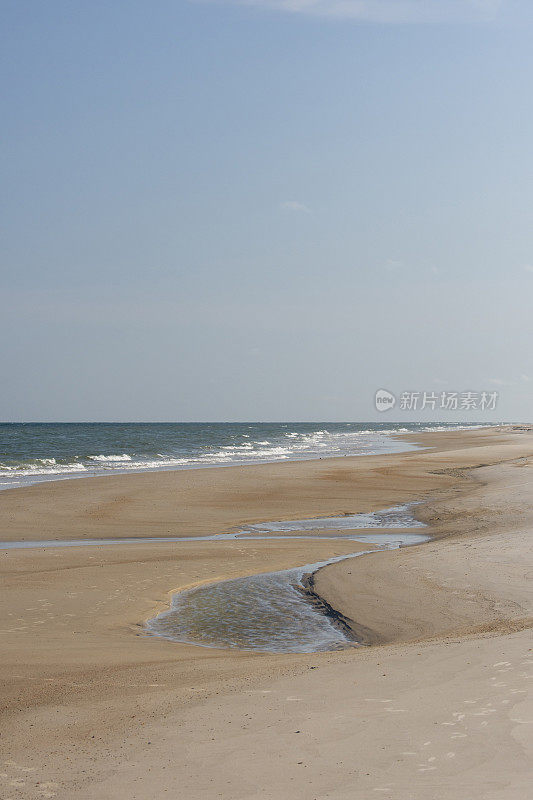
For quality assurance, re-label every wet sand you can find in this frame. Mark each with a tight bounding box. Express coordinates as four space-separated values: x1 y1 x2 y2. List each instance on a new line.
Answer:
0 426 532 799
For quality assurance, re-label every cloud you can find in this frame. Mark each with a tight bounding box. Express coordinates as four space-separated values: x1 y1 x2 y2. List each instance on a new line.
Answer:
204 0 505 24
280 200 311 213
523 264 533 273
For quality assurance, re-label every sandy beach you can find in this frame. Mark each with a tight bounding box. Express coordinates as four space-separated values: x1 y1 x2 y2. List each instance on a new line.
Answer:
1 426 532 799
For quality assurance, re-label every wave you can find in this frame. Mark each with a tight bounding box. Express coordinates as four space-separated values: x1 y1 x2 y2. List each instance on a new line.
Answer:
0 423 492 487
0 461 88 477
88 453 133 462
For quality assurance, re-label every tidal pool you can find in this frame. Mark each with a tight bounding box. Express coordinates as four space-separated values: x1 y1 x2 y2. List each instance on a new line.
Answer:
146 504 428 654
0 504 428 654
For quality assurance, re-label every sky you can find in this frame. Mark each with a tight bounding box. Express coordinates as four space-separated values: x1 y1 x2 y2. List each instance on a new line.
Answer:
1 0 533 422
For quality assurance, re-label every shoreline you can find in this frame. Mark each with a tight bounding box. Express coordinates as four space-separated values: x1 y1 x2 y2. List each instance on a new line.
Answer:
0 425 508 544
0 422 491 494
1 425 532 799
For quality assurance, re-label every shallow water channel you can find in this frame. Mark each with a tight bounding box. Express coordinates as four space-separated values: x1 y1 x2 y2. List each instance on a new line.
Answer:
0 504 428 654
146 504 428 654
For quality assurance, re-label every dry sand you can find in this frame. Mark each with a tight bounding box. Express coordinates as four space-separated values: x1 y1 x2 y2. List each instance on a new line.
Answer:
0 426 532 799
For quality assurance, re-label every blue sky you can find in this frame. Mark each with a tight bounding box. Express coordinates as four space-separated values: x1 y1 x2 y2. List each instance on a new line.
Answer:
1 0 533 421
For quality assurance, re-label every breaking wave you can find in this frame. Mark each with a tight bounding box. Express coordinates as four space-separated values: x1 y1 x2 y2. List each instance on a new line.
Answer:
0 422 489 489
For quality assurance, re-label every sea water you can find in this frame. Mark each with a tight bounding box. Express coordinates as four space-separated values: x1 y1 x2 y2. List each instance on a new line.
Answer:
0 421 483 489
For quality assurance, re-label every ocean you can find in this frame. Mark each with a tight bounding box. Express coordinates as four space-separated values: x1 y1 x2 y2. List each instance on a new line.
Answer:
0 421 484 490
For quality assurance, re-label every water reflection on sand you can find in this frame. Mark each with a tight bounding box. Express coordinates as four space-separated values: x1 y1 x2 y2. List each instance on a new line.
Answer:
146 504 428 654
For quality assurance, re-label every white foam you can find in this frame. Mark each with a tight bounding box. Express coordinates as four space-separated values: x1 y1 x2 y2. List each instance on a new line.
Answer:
0 424 490 489
88 453 132 462
0 462 88 477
